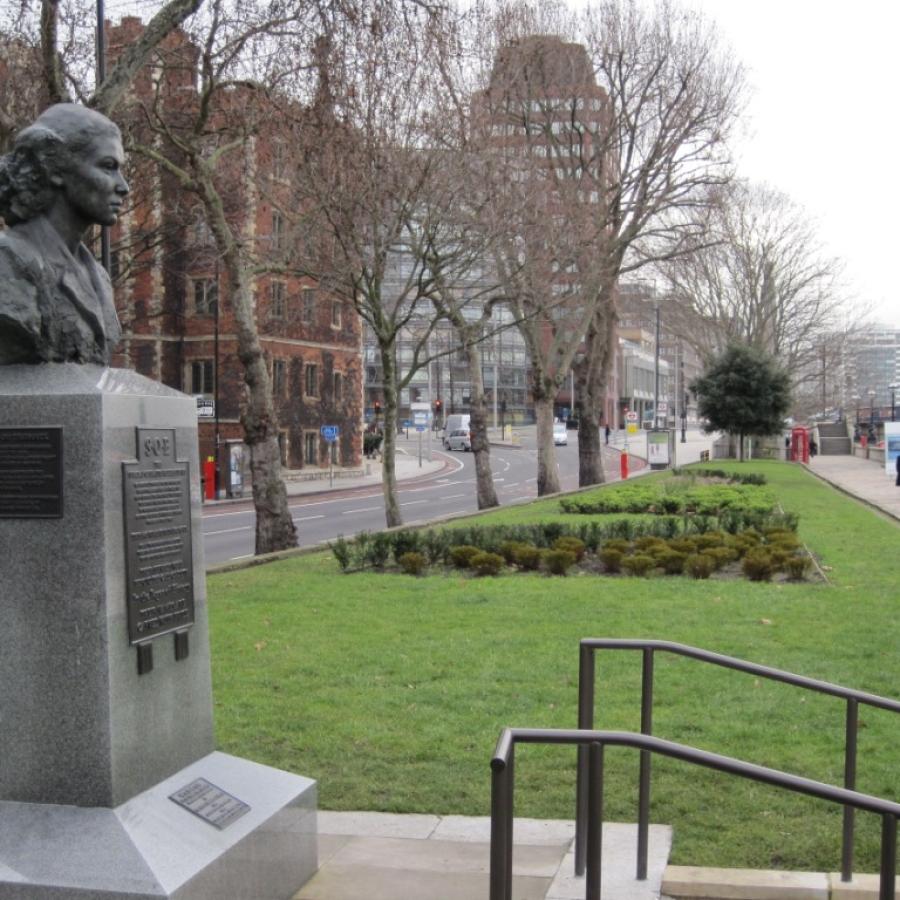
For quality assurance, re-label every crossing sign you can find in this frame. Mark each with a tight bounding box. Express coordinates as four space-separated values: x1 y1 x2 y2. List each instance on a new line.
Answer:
320 425 339 443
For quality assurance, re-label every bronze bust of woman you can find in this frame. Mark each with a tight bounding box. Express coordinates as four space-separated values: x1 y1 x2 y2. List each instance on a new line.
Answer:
0 104 129 365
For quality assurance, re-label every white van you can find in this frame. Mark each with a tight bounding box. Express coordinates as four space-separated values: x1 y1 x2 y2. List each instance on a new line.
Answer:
442 414 471 448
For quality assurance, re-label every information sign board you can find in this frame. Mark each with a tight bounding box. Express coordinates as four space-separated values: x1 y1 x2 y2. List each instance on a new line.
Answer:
320 425 339 443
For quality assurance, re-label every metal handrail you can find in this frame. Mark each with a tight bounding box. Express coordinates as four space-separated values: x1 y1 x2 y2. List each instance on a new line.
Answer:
491 727 900 900
575 639 900 883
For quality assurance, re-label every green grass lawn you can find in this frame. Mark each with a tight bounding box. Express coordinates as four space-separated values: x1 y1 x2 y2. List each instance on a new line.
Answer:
207 461 900 872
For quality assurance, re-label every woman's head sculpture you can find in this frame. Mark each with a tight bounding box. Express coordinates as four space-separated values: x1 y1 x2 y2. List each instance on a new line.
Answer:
0 104 128 365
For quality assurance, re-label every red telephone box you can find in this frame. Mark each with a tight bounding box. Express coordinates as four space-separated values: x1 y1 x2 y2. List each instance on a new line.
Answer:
790 427 809 463
203 456 216 500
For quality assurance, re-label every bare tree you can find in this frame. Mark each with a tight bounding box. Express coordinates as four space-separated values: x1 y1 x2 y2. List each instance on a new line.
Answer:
286 0 496 526
467 0 747 491
660 180 853 411
113 0 337 554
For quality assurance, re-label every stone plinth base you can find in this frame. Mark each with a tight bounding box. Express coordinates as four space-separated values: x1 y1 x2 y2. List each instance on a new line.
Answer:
0 752 318 899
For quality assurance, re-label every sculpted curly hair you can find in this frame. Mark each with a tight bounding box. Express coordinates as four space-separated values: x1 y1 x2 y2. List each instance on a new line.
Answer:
0 104 121 225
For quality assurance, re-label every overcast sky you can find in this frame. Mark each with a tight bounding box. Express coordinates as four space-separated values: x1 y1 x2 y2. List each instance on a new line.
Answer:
682 0 899 329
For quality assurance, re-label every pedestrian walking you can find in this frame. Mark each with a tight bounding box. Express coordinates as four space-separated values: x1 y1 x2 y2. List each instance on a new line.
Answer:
895 453 899 487
604 424 611 445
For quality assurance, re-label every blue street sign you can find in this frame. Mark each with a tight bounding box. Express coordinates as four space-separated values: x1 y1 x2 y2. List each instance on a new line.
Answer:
320 425 339 442
415 425 426 432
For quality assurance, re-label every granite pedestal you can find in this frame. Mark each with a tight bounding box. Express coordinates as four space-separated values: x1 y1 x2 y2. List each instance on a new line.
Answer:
0 365 317 898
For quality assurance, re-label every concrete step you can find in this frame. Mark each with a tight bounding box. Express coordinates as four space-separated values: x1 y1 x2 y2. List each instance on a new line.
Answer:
820 437 852 455
662 865 900 899
816 423 850 438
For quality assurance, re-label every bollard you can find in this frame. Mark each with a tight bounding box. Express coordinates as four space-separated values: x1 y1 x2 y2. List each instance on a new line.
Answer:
620 450 629 480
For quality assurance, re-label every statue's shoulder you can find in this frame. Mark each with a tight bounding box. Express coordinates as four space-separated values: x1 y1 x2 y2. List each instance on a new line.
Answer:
0 222 47 278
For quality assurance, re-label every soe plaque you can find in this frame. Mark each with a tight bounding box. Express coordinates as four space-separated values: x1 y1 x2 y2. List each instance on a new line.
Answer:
122 428 195 645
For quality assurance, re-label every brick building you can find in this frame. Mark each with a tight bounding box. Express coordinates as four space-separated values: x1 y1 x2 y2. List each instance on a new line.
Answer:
106 17 363 494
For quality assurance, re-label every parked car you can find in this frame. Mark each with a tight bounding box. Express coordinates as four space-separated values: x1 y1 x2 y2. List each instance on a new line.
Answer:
445 429 472 451
553 422 568 446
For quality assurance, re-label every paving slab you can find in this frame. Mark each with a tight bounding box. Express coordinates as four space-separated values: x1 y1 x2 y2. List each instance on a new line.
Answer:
317 810 440 839
806 455 900 521
294 863 552 900
546 823 672 900
829 872 900 898
662 865 828 899
431 815 575 845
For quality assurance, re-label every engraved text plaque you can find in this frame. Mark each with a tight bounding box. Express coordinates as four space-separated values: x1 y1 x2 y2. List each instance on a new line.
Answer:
122 428 194 644
0 427 63 518
169 778 251 829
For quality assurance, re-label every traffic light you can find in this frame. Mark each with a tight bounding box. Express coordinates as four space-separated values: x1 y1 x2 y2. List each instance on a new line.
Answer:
374 400 381 416
434 399 442 413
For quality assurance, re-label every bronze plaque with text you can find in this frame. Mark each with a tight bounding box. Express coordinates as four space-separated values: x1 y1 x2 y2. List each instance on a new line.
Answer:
122 428 195 644
0 427 63 518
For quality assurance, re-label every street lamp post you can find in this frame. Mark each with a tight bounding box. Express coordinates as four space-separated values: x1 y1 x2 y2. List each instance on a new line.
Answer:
891 383 899 422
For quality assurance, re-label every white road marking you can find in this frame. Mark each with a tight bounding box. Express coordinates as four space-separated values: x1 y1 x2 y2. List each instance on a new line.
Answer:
293 514 325 522
342 506 381 514
206 526 251 535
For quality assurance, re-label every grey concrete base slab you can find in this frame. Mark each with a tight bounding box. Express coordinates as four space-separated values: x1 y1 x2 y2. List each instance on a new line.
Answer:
0 752 317 899
829 872 900 898
432 815 575 845
662 865 828 899
316 811 439 839
295 864 552 900
546 823 672 900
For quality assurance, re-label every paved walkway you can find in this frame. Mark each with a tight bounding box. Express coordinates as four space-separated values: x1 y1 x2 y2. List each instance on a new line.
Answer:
806 452 900 521
294 812 672 900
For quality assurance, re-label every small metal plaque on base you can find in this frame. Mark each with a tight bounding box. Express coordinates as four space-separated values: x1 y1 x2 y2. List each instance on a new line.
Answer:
169 777 251 829
122 428 195 645
0 427 63 518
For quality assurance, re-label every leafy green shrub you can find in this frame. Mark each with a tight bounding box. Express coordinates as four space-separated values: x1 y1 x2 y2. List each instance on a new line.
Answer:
553 536 586 561
422 531 450 566
392 530 422 563
742 549 775 582
367 532 392 569
657 549 687 575
512 544 543 571
450 545 481 569
330 535 353 572
621 554 656 577
603 539 630 553
599 548 624 573
766 531 801 551
784 555 812 580
659 495 682 514
499 541 526 565
685 553 715 579
470 551 505 577
635 536 666 553
544 549 576 575
695 532 726 551
398 551 427 576
705 546 738 570
668 537 697 555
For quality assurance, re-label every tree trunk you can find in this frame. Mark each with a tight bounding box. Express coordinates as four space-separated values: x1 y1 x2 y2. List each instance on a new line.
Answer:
208 182 296 555
379 346 403 528
464 340 499 510
534 391 560 496
574 305 616 487
739 431 745 462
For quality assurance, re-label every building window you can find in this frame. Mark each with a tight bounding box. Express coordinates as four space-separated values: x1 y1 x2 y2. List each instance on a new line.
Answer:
304 431 318 465
192 277 218 316
331 300 342 328
272 358 286 396
272 210 284 251
301 288 316 324
270 280 286 319
333 371 343 401
272 139 287 180
190 359 214 395
278 430 289 466
305 363 319 397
